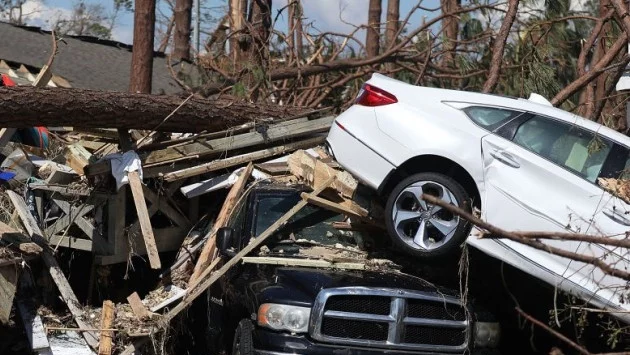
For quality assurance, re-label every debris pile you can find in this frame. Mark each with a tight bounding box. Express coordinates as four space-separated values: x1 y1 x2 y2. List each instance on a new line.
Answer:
0 90 388 354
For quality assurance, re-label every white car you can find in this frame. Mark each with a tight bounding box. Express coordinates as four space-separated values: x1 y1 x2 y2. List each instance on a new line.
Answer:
326 73 630 321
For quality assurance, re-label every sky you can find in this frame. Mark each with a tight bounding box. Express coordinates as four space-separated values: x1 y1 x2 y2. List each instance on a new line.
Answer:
8 0 436 48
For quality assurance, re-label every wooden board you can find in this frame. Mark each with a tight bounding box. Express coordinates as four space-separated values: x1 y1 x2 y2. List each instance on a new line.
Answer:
127 292 150 320
241 257 365 270
16 275 50 352
162 137 324 181
128 171 161 269
144 115 334 165
98 300 115 355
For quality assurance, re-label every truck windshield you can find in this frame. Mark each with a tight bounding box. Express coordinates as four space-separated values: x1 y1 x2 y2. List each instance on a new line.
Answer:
254 194 370 251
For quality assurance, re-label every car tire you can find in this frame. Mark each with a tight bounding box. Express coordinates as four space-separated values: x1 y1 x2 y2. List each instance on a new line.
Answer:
385 172 471 259
232 319 255 355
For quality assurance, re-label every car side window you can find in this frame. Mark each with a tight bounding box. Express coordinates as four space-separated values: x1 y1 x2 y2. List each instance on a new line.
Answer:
462 106 523 131
512 115 612 183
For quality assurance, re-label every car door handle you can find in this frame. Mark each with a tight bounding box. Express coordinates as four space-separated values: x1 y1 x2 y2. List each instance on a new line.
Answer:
489 151 520 168
603 208 630 226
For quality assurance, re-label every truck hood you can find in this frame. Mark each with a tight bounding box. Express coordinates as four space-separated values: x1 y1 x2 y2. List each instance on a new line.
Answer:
250 266 459 308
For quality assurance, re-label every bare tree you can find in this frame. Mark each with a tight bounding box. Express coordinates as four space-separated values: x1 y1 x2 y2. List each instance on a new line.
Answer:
229 0 248 62
130 0 156 94
441 0 461 66
366 0 382 57
385 0 399 73
482 0 519 93
173 0 193 60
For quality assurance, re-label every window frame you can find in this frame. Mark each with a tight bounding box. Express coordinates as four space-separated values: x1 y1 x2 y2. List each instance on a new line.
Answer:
461 105 526 132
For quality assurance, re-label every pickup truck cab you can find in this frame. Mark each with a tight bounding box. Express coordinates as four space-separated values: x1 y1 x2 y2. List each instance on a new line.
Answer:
206 183 500 354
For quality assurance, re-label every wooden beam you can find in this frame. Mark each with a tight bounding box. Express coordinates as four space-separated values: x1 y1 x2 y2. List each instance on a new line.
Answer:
128 170 161 269
300 193 369 218
164 176 335 324
144 115 334 165
48 235 93 251
241 257 365 270
188 163 254 284
127 292 150 320
162 137 325 182
108 187 127 256
98 300 115 355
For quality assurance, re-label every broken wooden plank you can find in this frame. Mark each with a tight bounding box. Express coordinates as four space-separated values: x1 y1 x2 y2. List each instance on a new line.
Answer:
48 236 93 252
255 162 290 175
128 170 161 269
144 115 334 165
241 257 365 270
162 136 325 182
64 143 93 175
5 194 99 350
98 300 115 355
288 150 357 198
127 292 150 320
300 193 369 218
188 163 254 284
168 176 335 322
6 190 43 242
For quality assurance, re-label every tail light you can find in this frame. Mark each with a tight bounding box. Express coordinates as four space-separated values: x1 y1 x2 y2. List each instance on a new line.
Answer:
355 84 398 106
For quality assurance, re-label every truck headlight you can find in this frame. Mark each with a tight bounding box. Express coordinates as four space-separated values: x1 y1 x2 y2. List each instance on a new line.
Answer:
257 303 311 333
474 322 501 348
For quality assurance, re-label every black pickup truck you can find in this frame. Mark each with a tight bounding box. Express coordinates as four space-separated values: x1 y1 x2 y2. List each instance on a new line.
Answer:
205 183 500 355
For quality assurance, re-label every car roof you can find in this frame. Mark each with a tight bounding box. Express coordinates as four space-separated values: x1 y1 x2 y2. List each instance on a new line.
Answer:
369 73 630 147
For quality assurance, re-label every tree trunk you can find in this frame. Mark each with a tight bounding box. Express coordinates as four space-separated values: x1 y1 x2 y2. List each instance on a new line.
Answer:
130 0 156 94
385 0 399 74
294 0 304 59
229 0 249 62
482 0 518 93
590 0 611 119
0 87 308 132
385 0 399 49
366 0 382 57
173 0 193 60
440 0 461 66
250 0 272 66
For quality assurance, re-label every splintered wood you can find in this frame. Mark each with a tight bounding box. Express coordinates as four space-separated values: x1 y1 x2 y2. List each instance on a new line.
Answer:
288 150 357 198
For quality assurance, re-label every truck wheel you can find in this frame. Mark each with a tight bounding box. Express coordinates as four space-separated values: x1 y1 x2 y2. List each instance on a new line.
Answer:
385 172 471 259
232 319 255 355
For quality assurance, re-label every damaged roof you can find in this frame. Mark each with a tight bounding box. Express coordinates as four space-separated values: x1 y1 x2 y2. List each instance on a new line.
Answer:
0 21 197 94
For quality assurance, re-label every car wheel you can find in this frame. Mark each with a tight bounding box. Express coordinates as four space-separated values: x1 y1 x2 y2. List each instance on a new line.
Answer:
232 319 255 355
385 172 471 258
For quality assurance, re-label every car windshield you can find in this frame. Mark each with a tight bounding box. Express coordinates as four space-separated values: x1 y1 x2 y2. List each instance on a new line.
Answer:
253 193 372 252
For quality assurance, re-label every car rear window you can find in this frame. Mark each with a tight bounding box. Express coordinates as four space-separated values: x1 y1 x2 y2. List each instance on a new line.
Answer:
463 106 523 130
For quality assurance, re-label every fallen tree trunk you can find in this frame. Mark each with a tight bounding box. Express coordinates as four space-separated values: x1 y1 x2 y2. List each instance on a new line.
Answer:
0 87 309 132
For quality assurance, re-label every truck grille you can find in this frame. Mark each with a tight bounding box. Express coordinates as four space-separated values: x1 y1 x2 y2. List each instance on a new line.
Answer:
309 287 469 352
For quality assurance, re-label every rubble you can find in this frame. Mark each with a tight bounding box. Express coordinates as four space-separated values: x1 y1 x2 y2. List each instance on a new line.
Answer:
0 87 380 354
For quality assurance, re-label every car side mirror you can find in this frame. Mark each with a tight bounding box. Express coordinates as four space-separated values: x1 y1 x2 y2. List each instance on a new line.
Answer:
217 227 236 257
